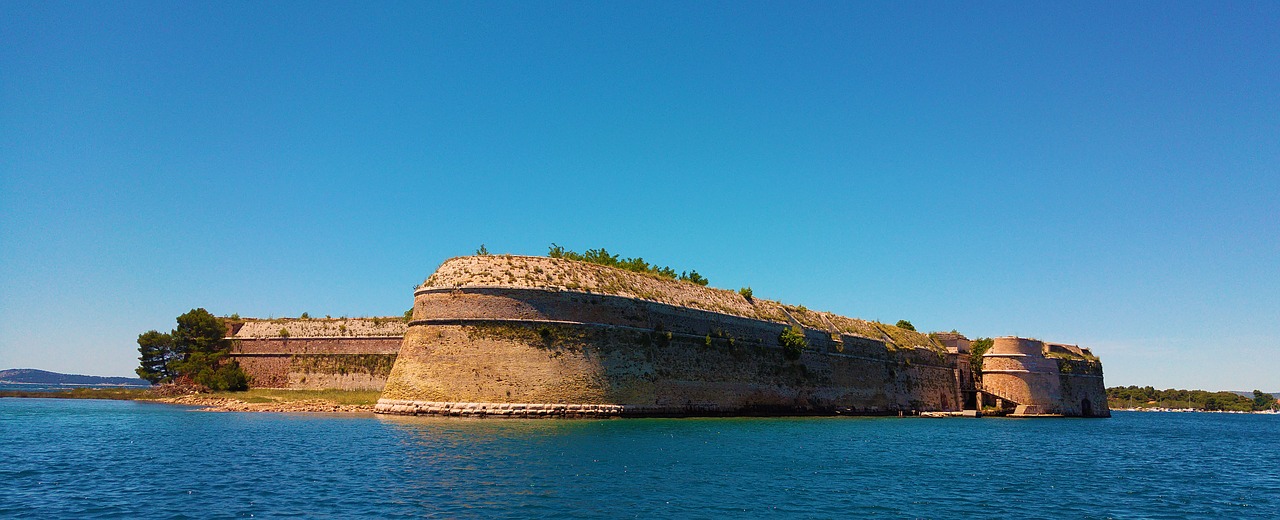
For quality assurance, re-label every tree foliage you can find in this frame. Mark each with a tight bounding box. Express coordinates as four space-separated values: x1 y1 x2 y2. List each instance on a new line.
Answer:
136 308 249 391
895 320 915 331
969 337 994 371
135 330 177 383
1254 390 1279 411
779 326 808 361
547 244 708 286
1106 386 1271 412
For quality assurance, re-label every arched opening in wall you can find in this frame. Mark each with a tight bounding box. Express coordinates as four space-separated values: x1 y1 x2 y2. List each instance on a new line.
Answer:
1081 398 1093 417
939 392 949 410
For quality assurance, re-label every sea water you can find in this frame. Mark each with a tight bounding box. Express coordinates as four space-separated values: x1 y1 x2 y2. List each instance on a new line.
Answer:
1 399 1277 519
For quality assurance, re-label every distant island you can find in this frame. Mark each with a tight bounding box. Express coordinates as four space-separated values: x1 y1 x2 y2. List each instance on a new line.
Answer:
1108 386 1278 412
0 368 150 387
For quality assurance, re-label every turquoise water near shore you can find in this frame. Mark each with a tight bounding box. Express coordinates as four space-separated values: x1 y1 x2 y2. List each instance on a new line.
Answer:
2 399 1277 518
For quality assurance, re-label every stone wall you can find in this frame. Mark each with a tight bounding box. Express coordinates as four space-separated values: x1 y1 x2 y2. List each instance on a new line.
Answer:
379 256 965 417
980 336 1109 417
1055 359 1109 417
226 318 403 390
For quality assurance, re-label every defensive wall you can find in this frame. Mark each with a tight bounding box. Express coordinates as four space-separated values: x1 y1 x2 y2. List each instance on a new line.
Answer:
981 336 1109 417
377 255 969 418
226 318 404 390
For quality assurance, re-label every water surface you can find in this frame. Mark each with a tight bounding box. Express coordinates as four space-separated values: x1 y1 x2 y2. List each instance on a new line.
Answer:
1 399 1276 518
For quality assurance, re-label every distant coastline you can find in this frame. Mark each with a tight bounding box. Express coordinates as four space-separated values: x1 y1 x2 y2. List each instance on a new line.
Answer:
1115 407 1280 414
0 368 150 388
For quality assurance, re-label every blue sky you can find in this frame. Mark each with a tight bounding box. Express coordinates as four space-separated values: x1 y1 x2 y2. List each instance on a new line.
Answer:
2 2 1277 391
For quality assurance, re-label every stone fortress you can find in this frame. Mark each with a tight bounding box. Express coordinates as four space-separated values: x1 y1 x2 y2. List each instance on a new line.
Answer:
225 317 403 390
227 255 1109 418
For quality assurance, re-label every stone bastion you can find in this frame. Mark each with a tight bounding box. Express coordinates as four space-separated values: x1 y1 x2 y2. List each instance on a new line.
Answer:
376 255 975 418
981 336 1109 417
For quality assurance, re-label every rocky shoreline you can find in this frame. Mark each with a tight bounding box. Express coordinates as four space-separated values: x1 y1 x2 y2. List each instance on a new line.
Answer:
156 395 374 413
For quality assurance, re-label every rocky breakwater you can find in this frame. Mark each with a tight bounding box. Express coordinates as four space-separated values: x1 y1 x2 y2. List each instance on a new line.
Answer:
376 255 967 418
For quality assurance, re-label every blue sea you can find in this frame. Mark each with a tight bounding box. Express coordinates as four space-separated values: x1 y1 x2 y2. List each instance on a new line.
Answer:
1 399 1277 519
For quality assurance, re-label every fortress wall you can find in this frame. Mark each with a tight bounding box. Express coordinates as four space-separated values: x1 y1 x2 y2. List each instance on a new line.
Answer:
981 359 1064 413
234 355 291 388
414 287 935 360
228 336 402 390
419 256 942 351
980 337 1109 417
415 288 851 350
380 322 959 417
381 282 960 417
1055 359 1110 417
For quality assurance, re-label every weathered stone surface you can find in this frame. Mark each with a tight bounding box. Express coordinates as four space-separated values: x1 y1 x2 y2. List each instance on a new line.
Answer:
377 256 980 418
226 319 402 390
982 337 1109 417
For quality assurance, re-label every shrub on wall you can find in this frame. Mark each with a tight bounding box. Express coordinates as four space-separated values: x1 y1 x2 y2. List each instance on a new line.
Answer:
969 337 993 371
547 243 709 286
779 326 808 361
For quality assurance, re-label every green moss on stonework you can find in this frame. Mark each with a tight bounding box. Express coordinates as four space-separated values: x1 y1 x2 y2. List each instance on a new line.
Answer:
288 354 398 376
463 322 588 349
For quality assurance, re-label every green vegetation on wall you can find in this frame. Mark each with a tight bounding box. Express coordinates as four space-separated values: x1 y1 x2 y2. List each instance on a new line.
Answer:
969 337 993 371
547 244 709 286
289 354 398 377
779 326 808 361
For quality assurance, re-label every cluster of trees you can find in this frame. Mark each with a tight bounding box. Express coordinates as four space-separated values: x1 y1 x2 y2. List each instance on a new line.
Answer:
1107 386 1278 412
547 244 709 286
137 308 249 391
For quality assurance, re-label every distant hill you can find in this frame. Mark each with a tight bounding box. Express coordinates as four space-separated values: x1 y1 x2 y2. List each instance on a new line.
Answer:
0 369 150 387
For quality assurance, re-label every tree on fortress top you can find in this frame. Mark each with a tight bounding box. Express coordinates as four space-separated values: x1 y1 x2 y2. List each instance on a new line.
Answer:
546 244 709 286
969 337 994 371
136 308 248 391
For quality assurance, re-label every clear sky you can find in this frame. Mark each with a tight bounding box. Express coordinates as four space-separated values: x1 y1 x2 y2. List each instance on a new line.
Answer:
2 2 1277 391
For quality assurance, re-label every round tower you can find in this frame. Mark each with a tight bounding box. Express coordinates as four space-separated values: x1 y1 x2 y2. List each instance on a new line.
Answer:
980 337 1063 414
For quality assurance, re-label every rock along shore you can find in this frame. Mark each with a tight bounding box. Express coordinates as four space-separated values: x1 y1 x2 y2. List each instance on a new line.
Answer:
157 395 374 413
